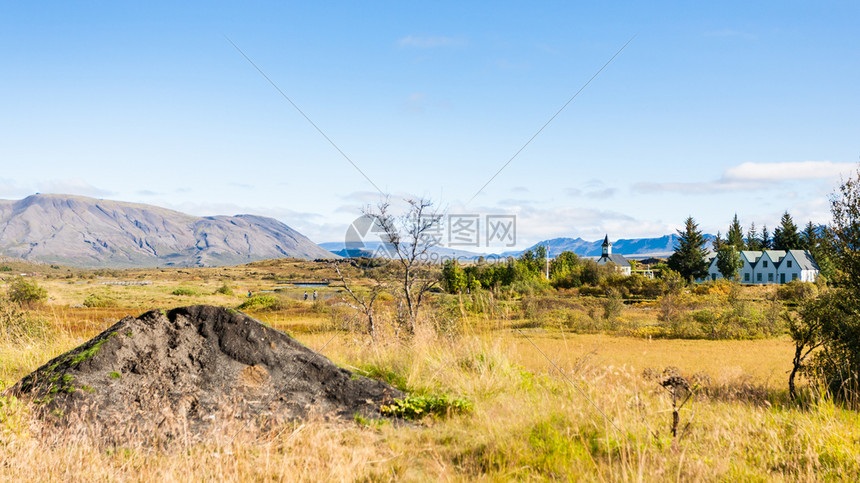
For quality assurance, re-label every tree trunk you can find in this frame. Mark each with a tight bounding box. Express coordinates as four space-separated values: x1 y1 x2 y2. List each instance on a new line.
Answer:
789 345 802 401
671 409 679 438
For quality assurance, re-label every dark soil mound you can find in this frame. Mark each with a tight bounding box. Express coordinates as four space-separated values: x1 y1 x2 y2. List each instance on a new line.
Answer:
8 305 402 439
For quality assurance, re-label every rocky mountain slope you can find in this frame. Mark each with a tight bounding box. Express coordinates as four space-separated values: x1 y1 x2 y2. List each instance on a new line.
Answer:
0 194 334 267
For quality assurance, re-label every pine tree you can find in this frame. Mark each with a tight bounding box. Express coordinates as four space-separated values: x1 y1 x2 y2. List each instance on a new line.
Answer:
717 245 743 280
712 231 725 252
726 214 745 251
801 221 819 251
772 211 801 250
761 225 772 249
746 222 762 250
667 216 709 282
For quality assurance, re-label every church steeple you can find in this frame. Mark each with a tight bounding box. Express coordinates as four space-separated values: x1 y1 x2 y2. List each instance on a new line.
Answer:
602 235 611 257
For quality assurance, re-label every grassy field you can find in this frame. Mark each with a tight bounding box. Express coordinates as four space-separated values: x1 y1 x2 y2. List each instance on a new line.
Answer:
1 260 858 481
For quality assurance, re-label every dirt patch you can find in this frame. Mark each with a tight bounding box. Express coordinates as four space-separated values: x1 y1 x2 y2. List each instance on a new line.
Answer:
7 305 402 441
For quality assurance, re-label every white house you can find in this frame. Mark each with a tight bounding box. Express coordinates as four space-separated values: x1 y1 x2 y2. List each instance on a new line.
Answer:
596 235 632 276
752 250 783 284
739 251 762 283
703 249 819 284
777 250 820 283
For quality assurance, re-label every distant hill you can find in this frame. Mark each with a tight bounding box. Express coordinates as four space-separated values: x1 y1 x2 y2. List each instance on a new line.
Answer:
0 194 335 268
319 241 488 260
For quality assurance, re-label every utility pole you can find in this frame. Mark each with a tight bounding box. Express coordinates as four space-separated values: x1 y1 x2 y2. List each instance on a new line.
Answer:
545 243 550 280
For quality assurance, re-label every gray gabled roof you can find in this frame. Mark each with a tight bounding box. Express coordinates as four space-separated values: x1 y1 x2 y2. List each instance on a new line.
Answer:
597 253 630 267
786 250 821 271
741 251 762 263
762 250 786 263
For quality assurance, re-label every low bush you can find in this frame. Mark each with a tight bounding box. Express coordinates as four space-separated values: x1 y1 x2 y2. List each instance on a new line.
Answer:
379 394 473 420
237 294 286 311
214 284 234 296
776 280 818 302
171 287 199 297
82 293 118 308
7 277 47 307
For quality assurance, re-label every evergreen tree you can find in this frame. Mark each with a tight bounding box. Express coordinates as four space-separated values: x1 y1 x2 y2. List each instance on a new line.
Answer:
772 211 801 250
716 245 743 280
712 231 725 252
746 222 762 251
726 213 745 251
667 216 709 282
761 225 772 249
801 221 819 251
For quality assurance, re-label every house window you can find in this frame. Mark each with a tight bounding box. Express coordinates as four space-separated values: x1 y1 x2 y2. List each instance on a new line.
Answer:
787 260 793 268
792 273 798 280
757 273 762 282
763 261 768 268
744 273 750 281
768 273 773 282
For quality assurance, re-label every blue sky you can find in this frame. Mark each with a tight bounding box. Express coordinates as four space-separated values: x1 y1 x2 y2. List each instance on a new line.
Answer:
1 1 858 251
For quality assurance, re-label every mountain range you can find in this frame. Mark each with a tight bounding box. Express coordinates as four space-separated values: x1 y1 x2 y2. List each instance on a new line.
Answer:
0 194 335 268
322 234 715 261
509 235 713 259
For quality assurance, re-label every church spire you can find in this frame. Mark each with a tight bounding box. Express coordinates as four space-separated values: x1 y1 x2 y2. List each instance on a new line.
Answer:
602 235 611 257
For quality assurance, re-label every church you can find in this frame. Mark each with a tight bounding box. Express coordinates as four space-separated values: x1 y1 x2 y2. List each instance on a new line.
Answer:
595 235 632 276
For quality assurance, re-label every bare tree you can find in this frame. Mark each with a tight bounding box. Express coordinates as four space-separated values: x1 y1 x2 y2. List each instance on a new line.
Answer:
362 197 441 335
332 262 382 340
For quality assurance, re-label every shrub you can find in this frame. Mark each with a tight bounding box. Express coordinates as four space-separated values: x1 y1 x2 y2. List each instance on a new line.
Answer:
7 277 47 307
777 280 818 302
796 289 860 404
379 394 473 420
602 289 624 320
83 293 118 308
171 287 199 296
237 294 286 311
214 284 234 296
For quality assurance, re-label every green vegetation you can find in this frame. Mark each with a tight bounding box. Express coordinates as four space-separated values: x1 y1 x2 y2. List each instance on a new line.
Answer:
380 394 473 420
70 333 115 366
7 277 47 307
214 284 234 296
109 371 121 379
171 287 199 296
716 245 743 280
82 292 117 308
237 294 287 311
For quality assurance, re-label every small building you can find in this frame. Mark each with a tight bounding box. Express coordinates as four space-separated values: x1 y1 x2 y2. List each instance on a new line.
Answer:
596 235 632 276
752 250 783 284
777 250 820 283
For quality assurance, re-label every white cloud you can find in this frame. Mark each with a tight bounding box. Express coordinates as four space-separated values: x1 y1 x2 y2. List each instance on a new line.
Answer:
633 161 856 194
724 161 855 181
397 35 462 48
632 180 761 194
565 181 617 199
